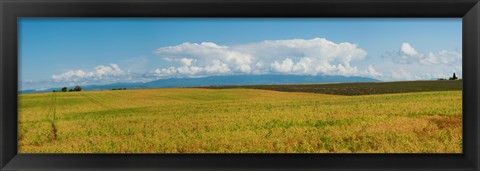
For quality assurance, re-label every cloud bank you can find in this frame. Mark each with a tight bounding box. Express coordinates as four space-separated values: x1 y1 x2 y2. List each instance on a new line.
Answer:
150 38 378 79
51 64 125 82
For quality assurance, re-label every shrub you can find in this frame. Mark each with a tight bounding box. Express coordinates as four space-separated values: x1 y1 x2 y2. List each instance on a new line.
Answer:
74 86 82 91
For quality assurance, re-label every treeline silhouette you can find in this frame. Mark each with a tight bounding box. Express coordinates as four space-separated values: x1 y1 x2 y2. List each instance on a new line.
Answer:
52 86 127 92
53 86 82 92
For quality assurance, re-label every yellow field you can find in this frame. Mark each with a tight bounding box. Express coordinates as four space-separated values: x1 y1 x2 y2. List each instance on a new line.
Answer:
18 88 462 153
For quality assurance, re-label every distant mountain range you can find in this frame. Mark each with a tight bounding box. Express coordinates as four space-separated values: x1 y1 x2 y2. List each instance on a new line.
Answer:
19 74 380 94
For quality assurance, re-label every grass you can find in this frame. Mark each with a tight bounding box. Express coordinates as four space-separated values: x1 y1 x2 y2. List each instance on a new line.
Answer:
18 80 462 153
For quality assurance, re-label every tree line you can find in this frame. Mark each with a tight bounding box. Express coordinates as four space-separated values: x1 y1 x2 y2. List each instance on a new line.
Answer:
52 86 127 92
52 86 82 92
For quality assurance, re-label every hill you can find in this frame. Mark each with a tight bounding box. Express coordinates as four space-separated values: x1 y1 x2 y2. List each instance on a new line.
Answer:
204 80 463 96
19 74 380 94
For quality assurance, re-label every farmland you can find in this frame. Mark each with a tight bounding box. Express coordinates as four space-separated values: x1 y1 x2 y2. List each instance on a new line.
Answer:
18 80 462 153
204 80 462 95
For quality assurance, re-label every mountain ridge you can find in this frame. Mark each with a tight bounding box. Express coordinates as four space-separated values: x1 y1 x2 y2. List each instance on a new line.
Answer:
19 74 380 94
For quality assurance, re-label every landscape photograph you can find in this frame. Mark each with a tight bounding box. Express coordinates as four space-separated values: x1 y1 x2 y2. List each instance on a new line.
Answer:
18 18 462 153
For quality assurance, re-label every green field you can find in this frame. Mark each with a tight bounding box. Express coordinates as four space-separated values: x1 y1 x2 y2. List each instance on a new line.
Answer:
18 80 462 153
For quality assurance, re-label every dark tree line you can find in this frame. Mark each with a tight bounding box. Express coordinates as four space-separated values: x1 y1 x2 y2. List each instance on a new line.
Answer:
52 86 127 92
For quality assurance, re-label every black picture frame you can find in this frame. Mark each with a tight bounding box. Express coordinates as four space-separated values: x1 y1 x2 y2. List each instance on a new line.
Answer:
1 0 479 170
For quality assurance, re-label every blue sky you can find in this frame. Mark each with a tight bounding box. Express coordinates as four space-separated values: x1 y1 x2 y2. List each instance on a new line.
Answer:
19 18 462 90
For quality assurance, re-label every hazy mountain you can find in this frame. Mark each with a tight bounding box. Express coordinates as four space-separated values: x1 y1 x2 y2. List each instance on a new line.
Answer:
19 74 380 94
144 74 379 88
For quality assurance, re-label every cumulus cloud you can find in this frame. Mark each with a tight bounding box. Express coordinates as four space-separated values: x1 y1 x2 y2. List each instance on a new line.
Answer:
155 42 253 73
51 63 128 84
271 58 295 73
151 37 378 79
400 43 419 56
205 60 231 74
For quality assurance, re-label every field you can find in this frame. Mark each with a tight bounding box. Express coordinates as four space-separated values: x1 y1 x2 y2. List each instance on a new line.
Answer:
204 80 463 95
18 80 462 153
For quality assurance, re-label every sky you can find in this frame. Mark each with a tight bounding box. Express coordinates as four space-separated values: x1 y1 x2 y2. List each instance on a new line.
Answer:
19 18 462 90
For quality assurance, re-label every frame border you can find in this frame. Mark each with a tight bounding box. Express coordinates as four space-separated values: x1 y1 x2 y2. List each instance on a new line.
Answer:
1 0 479 170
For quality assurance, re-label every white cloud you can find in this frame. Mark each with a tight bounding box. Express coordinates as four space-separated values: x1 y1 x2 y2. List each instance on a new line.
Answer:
51 63 127 83
155 42 253 73
179 58 194 66
271 58 295 73
177 65 203 75
153 67 177 77
204 60 231 74
152 37 377 79
400 43 419 56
